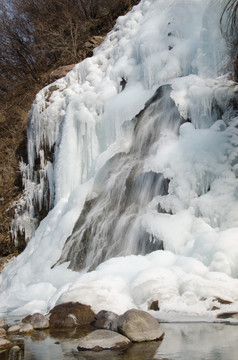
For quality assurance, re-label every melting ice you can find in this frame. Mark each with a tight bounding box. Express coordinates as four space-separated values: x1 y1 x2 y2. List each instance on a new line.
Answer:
1 0 238 321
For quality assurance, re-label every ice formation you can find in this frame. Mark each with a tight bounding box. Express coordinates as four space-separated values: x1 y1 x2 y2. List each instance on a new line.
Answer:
1 0 238 321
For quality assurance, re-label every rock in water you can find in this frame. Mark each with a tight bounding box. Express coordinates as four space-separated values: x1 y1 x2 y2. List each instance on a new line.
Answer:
7 325 21 335
94 310 119 331
117 309 164 342
0 318 5 328
77 329 131 351
49 302 95 328
22 312 49 329
0 338 11 350
19 323 34 334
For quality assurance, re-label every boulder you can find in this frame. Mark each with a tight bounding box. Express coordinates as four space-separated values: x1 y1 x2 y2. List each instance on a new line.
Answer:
94 310 118 331
11 346 21 352
22 312 49 329
7 325 21 335
117 309 164 342
49 302 95 329
77 329 130 351
19 323 34 334
0 317 5 328
0 328 6 337
0 338 11 350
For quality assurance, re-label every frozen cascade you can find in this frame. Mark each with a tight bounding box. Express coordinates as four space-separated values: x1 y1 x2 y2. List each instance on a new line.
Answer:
57 85 184 271
1 0 238 319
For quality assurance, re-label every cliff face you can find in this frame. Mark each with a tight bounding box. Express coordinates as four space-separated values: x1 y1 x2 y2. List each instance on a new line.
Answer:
0 3 139 260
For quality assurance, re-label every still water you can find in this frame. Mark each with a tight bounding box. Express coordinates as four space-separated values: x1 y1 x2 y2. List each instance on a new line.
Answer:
1 323 238 360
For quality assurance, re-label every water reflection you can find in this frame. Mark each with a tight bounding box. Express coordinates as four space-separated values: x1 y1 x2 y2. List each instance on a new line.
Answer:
1 323 238 360
156 323 238 360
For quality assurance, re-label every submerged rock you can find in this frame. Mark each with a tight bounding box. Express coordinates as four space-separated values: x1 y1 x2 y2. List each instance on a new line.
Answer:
49 302 95 328
23 312 49 329
117 309 164 342
77 329 130 351
94 310 119 331
0 318 5 328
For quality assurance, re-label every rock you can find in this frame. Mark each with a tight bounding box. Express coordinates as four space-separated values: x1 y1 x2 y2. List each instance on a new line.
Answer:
49 302 95 329
77 329 130 351
7 325 21 335
0 317 5 328
148 300 160 311
22 312 49 329
217 312 238 319
19 323 34 334
0 338 11 350
11 346 21 352
0 328 6 337
94 310 118 331
117 309 164 342
50 64 75 82
213 297 233 305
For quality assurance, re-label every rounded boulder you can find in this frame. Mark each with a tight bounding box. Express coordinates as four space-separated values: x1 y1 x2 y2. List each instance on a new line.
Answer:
49 302 95 328
117 309 164 342
77 329 131 351
22 312 49 330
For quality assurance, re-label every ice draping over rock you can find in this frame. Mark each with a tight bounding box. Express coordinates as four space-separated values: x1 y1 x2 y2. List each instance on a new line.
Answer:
1 0 238 321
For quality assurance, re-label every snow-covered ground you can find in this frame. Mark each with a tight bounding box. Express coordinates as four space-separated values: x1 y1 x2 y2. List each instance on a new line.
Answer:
1 0 238 321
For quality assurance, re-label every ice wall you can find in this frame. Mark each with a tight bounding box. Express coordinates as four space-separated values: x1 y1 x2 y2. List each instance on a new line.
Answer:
2 0 238 320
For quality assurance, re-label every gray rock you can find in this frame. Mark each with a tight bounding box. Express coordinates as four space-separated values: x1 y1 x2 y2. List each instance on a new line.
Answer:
0 317 5 328
22 312 49 329
11 346 21 352
117 309 164 342
7 324 21 335
19 323 34 334
0 338 11 350
94 310 119 331
77 329 131 351
0 328 6 337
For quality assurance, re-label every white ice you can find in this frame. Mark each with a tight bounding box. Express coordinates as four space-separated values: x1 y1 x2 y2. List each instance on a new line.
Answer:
1 0 238 321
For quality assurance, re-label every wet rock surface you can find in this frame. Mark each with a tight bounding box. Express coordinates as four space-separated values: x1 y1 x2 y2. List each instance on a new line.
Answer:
0 317 5 328
0 328 6 337
48 302 95 328
77 329 131 351
117 309 164 342
94 310 119 331
0 337 11 350
7 325 21 335
23 312 49 329
19 323 34 334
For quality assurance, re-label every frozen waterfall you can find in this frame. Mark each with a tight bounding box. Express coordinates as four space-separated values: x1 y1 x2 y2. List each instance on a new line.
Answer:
1 0 238 320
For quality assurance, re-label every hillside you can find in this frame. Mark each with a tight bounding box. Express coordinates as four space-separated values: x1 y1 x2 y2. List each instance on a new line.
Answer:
0 0 140 261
